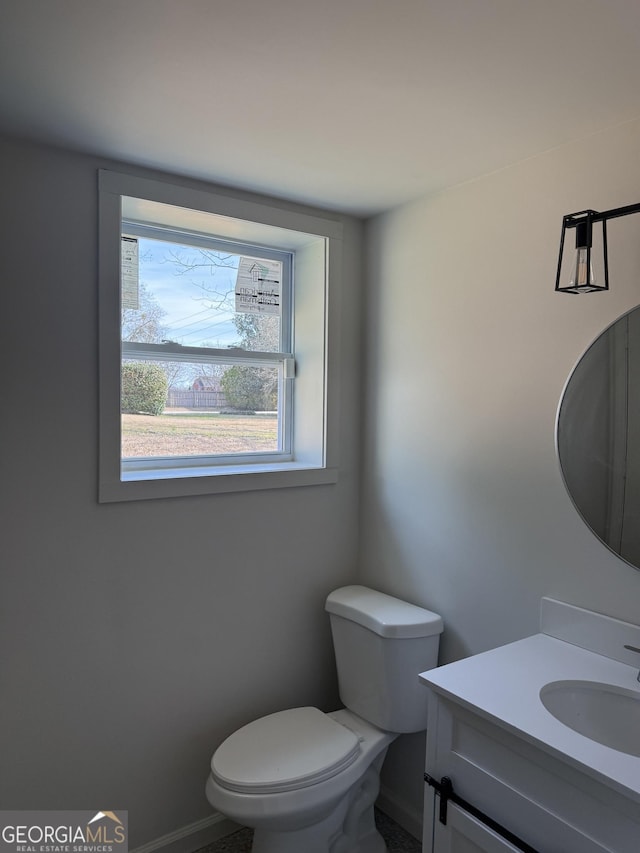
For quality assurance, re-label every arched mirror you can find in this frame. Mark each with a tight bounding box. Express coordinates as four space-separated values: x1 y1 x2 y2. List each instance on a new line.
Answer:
557 305 640 570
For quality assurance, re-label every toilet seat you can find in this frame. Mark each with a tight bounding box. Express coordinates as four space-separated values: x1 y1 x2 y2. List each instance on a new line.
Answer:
211 707 361 794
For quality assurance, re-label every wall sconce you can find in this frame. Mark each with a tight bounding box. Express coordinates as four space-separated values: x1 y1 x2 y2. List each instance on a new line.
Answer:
556 202 640 293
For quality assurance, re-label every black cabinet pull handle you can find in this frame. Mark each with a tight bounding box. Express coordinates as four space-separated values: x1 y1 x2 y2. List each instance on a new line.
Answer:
425 773 539 853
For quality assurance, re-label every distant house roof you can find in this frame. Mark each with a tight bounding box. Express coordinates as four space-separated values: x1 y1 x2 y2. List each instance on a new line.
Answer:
192 376 223 392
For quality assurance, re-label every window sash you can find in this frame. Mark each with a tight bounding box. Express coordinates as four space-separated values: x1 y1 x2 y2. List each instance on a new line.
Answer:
122 340 294 369
122 219 293 355
121 344 294 464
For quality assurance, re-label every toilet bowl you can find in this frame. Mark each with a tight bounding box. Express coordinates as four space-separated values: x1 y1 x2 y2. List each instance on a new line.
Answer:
205 586 443 853
206 709 394 853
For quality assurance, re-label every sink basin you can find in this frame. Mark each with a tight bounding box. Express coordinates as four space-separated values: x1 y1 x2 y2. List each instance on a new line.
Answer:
540 680 640 757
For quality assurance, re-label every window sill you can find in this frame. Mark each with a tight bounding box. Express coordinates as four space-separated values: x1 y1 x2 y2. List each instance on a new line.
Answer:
98 463 338 502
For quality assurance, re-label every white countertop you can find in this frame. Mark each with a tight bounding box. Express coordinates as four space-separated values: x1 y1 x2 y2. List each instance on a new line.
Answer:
419 633 640 803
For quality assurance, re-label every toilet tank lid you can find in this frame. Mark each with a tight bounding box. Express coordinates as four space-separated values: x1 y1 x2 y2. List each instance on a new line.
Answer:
325 585 443 638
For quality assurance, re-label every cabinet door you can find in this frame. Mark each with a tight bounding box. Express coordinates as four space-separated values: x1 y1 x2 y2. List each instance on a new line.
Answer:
433 802 525 853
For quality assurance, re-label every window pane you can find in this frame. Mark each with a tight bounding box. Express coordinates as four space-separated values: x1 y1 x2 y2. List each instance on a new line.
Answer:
121 234 283 351
121 360 280 459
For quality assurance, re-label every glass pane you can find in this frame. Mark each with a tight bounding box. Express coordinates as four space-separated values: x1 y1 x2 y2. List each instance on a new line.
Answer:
121 234 282 351
121 359 280 459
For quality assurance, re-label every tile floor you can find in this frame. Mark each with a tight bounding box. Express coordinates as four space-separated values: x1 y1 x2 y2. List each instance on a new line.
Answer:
196 809 421 852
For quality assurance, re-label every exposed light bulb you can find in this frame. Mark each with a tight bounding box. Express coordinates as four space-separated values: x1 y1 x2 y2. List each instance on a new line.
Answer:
567 246 599 294
564 220 600 294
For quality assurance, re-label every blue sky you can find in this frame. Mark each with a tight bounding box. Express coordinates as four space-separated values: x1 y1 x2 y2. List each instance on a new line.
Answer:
138 237 240 348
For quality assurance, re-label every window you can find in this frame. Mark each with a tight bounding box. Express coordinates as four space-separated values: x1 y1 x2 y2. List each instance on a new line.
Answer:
98 171 342 501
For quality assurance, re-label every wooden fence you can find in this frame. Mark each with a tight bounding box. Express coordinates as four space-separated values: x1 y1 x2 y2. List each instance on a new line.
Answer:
167 389 228 409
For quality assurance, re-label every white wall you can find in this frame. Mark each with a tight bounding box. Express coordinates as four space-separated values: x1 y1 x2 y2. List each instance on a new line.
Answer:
361 118 640 826
0 136 363 848
7 114 640 847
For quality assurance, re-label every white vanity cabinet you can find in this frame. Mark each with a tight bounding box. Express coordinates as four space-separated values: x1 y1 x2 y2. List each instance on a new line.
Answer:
431 799 523 852
419 603 640 853
422 691 638 852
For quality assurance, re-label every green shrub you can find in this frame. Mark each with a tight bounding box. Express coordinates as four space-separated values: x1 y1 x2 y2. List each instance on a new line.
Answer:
121 362 168 416
221 366 277 411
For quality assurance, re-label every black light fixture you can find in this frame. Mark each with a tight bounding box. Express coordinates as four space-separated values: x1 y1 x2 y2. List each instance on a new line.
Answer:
556 202 640 293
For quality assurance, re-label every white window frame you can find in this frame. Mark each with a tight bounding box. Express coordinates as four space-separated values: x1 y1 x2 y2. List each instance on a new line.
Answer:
121 222 295 465
98 170 342 502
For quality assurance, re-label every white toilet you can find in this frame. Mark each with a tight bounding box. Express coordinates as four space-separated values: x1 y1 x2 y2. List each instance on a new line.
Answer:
205 585 443 853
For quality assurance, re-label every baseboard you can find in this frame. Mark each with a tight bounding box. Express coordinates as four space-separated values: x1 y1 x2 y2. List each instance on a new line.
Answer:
130 812 241 853
130 788 419 853
376 784 422 841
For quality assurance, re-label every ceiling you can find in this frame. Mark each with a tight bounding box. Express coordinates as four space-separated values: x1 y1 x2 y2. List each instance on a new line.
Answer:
2 0 640 216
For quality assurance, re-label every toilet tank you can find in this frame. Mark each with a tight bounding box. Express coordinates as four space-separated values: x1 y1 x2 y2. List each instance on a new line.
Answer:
325 586 443 733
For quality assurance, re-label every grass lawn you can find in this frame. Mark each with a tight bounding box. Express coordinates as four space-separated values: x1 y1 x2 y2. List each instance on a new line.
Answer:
122 410 278 457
